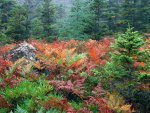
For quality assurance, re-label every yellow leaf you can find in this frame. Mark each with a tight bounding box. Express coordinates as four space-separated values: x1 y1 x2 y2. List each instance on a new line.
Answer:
34 62 44 70
120 105 132 111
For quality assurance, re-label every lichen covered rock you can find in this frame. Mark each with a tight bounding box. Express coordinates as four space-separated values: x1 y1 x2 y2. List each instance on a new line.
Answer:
5 42 36 62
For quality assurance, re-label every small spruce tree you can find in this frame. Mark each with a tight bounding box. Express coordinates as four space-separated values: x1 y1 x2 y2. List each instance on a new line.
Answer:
106 27 150 80
105 26 150 113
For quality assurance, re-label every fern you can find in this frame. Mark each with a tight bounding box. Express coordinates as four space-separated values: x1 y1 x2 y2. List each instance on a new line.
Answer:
107 93 134 113
66 53 87 66
0 58 12 75
0 108 8 113
5 58 24 78
37 107 63 113
46 109 65 113
0 95 10 108
1 78 53 112
14 105 28 113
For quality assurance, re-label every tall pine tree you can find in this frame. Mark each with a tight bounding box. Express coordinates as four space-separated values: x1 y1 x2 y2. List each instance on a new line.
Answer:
0 0 15 33
23 0 42 37
6 6 29 41
31 18 44 38
41 0 56 38
66 0 95 39
122 0 150 31
91 0 108 37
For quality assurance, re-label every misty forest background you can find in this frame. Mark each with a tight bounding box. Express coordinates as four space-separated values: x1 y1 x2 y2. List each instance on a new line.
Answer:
0 0 150 43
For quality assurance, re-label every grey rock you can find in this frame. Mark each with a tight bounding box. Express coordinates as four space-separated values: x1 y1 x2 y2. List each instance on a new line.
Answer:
5 42 36 62
4 42 51 76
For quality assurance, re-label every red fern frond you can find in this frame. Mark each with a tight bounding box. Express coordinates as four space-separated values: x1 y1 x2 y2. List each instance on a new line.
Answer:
0 58 12 75
88 47 100 64
42 97 73 112
49 79 85 98
84 97 112 113
0 95 11 108
77 107 92 113
0 44 16 56
92 83 106 97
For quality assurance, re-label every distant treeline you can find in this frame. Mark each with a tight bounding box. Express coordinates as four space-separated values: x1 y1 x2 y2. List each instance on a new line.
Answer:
0 0 150 42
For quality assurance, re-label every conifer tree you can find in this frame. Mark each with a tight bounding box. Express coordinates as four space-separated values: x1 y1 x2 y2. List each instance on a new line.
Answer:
66 0 95 39
23 0 32 38
91 0 107 36
138 0 150 32
122 0 150 31
23 0 42 37
105 26 150 113
106 27 150 80
6 6 29 41
56 4 66 19
0 0 15 32
31 18 44 38
41 0 56 37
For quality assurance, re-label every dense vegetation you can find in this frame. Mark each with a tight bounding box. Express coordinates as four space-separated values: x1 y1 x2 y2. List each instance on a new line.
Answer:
0 0 150 113
0 28 150 113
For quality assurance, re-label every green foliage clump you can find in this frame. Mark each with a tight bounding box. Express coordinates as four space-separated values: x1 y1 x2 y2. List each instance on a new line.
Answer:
13 106 63 113
70 101 83 111
0 79 53 112
0 34 13 46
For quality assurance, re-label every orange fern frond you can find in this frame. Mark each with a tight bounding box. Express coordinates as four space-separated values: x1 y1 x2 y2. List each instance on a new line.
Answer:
70 58 87 69
88 47 100 64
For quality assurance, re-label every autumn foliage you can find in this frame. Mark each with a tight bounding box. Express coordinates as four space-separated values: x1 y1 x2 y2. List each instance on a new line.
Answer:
0 36 149 112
